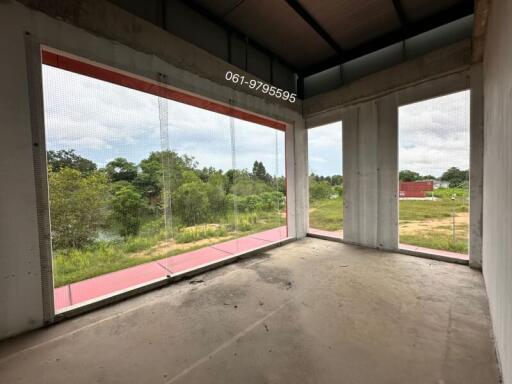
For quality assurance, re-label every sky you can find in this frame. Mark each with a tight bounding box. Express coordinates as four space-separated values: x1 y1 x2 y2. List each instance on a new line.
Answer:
42 65 285 176
308 122 343 176
399 90 470 177
42 65 469 178
308 91 470 177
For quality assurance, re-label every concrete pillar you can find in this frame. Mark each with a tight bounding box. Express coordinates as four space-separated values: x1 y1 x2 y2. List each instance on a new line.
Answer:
290 119 308 238
0 4 45 339
469 64 484 269
343 96 398 250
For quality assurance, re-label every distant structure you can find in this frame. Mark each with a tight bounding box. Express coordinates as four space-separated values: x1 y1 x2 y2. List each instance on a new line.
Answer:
433 180 450 189
399 181 434 198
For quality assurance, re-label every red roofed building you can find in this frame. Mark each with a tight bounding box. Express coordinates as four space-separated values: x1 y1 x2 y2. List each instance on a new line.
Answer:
399 181 434 198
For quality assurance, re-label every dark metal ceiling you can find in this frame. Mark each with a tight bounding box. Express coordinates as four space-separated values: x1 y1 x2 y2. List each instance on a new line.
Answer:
188 0 473 75
109 0 474 96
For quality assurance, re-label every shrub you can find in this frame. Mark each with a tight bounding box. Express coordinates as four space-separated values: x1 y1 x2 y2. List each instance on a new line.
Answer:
48 168 110 248
309 179 332 201
173 182 209 226
110 184 145 237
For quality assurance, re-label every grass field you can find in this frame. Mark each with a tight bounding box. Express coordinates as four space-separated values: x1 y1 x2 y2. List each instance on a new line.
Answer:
54 188 469 287
53 211 285 287
308 188 469 254
309 198 343 231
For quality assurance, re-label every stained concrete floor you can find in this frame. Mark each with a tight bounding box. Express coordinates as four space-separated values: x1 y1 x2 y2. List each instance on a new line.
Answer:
0 238 500 384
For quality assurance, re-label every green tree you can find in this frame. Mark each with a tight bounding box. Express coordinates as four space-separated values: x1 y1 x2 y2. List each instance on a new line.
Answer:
206 173 227 219
182 170 201 184
173 182 209 226
133 154 162 204
331 175 343 186
441 167 469 188
197 166 220 183
105 158 138 183
252 161 269 182
133 151 194 208
47 149 96 174
232 178 272 195
309 179 332 201
110 184 144 237
399 170 421 182
48 168 110 248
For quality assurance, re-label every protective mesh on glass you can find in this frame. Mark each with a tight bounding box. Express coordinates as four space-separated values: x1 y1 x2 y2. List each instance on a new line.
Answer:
42 62 287 312
398 90 470 255
307 122 343 238
230 117 287 252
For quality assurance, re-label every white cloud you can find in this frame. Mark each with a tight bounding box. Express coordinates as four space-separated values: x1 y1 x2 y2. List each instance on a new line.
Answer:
42 65 285 174
308 122 343 176
42 65 469 179
399 91 470 176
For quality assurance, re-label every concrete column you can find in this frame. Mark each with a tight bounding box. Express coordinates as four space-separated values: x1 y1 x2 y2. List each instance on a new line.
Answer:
0 5 45 339
342 107 360 244
290 119 308 238
342 96 398 250
469 64 484 269
376 96 399 250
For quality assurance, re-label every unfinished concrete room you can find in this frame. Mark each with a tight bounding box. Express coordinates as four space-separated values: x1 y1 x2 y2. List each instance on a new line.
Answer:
0 0 510 383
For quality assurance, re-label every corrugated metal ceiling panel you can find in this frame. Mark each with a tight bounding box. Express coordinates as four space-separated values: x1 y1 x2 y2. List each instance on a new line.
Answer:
299 0 401 49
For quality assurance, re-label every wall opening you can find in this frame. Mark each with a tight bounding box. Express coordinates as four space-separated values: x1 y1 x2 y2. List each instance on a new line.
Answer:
307 121 343 239
398 90 470 259
41 50 288 312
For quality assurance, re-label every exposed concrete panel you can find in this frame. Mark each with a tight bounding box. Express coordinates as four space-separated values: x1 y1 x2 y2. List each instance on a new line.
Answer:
356 102 379 247
303 40 472 117
340 108 359 244
0 3 45 340
340 98 398 250
472 0 492 63
305 63 478 256
482 0 512 382
291 120 309 239
470 64 484 269
376 96 399 249
17 0 299 112
0 0 305 339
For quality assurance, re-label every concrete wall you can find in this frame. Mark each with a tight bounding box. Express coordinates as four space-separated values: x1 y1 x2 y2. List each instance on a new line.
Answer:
482 0 512 382
0 0 306 340
304 43 475 253
339 97 398 250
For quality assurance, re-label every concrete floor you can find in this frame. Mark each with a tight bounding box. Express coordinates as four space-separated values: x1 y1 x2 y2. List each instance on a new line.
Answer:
0 238 500 384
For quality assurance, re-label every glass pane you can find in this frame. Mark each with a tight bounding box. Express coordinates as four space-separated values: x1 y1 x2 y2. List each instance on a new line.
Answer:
308 122 343 238
399 90 470 256
231 118 287 253
42 61 288 311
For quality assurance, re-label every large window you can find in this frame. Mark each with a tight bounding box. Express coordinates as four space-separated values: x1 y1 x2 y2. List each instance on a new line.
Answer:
398 91 470 257
307 122 343 238
42 52 287 311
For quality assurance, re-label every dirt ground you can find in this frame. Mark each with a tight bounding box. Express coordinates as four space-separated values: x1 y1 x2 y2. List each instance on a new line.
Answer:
399 212 469 234
131 235 232 260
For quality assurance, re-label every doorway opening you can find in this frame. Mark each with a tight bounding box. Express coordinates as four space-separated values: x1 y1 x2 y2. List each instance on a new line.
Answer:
398 90 470 259
307 121 343 239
